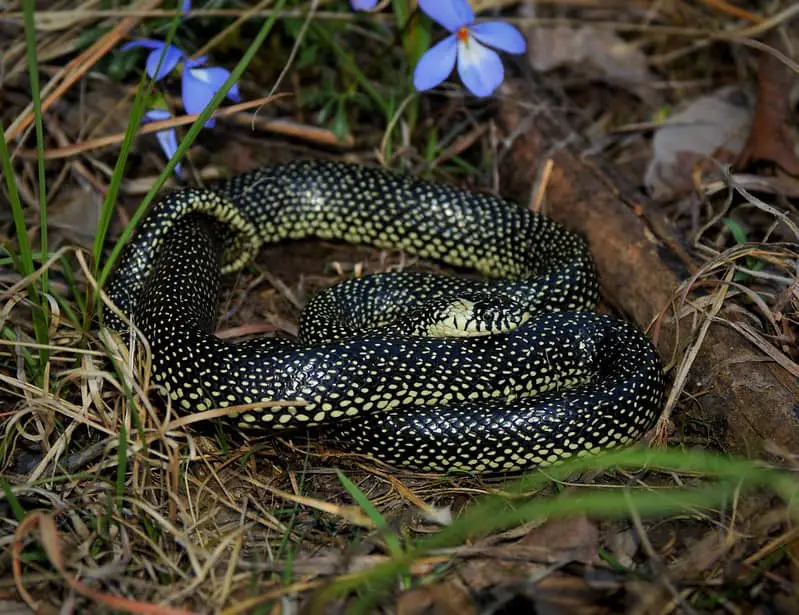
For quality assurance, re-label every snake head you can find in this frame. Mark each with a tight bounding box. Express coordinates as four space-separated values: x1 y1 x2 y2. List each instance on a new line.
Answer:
409 292 531 338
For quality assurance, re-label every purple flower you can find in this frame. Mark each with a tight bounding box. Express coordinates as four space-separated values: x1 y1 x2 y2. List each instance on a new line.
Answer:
414 0 526 97
182 58 241 128
143 109 182 176
350 0 378 10
182 0 191 13
121 39 185 81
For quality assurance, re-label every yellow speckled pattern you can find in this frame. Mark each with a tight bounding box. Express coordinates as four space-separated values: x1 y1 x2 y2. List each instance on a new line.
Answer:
104 160 665 473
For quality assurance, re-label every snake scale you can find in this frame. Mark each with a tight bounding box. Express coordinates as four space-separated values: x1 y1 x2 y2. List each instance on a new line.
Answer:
104 160 665 473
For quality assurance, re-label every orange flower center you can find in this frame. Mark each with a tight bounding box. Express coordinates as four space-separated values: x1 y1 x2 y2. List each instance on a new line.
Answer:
456 26 470 42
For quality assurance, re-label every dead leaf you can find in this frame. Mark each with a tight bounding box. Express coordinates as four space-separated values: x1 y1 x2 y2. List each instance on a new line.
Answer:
645 85 755 199
527 26 660 105
529 574 612 615
519 515 601 565
479 574 612 615
668 529 729 580
624 581 674 615
737 30 799 176
458 550 548 591
608 528 640 568
397 581 477 615
48 185 103 250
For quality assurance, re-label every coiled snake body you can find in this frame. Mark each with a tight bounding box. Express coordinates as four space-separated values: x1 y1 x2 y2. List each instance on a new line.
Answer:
104 160 664 473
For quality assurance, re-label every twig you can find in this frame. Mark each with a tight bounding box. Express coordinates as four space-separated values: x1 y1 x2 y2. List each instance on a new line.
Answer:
14 94 287 160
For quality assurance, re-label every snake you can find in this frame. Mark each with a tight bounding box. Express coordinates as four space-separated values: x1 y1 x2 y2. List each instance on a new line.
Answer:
103 160 665 473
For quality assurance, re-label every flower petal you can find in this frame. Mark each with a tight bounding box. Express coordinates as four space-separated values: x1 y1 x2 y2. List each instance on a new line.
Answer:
457 37 503 97
227 82 241 102
143 109 172 122
418 0 473 32
184 55 208 69
413 35 458 91
182 0 191 13
350 0 378 10
143 110 182 175
144 44 184 80
182 68 238 127
192 66 240 102
182 73 216 127
190 66 229 88
470 22 526 54
121 39 166 52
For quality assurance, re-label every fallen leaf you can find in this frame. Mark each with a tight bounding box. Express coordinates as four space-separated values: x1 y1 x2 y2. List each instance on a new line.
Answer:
737 30 799 176
458 547 548 590
624 580 674 615
608 528 640 568
48 185 103 250
397 581 477 615
477 573 612 615
668 529 729 580
645 85 755 199
528 573 612 615
519 514 601 565
527 26 660 104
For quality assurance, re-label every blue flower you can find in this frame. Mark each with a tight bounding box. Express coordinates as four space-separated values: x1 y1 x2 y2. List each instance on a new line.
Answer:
121 39 185 81
181 58 241 128
414 0 526 97
350 0 378 10
122 41 241 128
143 109 182 176
182 0 191 13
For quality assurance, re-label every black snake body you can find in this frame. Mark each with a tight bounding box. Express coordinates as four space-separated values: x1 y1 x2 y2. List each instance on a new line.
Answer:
104 160 665 473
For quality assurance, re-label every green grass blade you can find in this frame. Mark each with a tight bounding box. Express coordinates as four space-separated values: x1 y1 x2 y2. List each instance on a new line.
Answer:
0 124 34 279
1 478 26 522
337 470 404 557
722 217 748 244
390 0 410 28
311 447 799 609
52 292 81 330
58 254 86 317
97 0 288 291
89 16 184 318
22 0 49 299
90 73 153 282
0 120 49 369
341 481 737 610
115 424 129 507
1 325 36 371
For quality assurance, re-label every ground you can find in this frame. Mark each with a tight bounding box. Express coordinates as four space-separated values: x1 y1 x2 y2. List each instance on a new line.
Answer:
1 1 799 614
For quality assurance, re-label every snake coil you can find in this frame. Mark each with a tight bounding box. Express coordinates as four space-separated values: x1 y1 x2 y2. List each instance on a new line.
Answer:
104 160 665 473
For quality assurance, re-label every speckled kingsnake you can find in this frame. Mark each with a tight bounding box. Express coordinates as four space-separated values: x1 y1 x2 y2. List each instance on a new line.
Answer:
103 160 665 473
